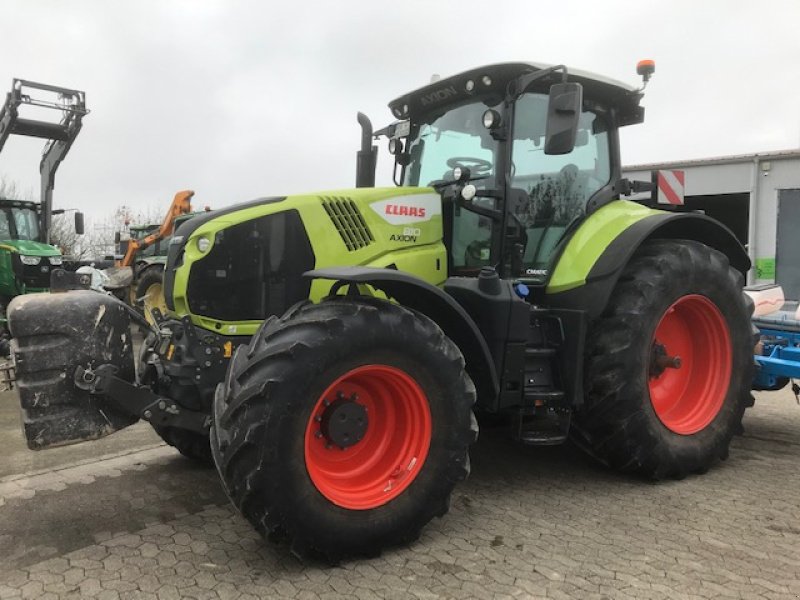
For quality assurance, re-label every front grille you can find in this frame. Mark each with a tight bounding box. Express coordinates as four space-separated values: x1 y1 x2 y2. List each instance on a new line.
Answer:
22 263 51 288
186 209 315 322
320 196 374 251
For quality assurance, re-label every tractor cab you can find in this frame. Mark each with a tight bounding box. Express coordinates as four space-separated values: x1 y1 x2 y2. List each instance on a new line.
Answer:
0 198 64 296
0 199 42 242
367 62 646 284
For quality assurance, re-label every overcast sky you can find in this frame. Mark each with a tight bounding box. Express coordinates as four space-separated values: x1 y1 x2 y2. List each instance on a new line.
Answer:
1 0 799 221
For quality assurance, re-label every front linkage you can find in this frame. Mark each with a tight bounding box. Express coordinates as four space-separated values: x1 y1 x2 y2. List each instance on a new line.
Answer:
73 363 210 434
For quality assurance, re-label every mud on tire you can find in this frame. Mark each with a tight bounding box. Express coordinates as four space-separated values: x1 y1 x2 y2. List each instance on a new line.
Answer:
573 239 755 479
210 296 477 561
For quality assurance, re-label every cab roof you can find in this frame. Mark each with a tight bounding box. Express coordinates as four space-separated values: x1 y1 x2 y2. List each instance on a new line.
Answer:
0 198 38 208
388 62 644 127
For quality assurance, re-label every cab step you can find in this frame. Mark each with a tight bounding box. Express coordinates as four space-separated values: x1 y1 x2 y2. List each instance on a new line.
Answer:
513 404 571 446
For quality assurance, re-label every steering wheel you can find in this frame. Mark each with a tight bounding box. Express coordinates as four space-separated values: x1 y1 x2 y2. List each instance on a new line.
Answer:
446 156 493 175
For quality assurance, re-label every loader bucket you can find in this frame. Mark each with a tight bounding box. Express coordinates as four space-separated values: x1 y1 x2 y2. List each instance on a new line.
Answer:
7 291 137 449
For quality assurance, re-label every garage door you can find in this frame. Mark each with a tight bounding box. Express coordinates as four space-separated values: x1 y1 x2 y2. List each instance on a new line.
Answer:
776 189 800 299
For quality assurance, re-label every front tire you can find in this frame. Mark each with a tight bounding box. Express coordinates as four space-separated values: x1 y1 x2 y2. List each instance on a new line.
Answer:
211 297 477 561
574 240 755 479
152 425 213 465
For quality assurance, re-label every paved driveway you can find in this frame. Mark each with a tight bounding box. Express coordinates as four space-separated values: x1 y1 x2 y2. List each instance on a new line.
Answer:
1 389 799 599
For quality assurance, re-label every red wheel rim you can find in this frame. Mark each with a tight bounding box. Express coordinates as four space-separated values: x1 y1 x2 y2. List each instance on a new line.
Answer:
304 365 432 510
648 294 732 435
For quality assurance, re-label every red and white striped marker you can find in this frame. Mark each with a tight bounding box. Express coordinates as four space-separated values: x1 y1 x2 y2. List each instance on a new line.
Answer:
657 170 685 205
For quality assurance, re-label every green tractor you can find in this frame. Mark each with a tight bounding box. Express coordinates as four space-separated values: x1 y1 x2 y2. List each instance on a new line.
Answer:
8 61 754 560
127 222 172 316
114 190 199 319
0 199 64 301
0 78 87 332
120 221 174 312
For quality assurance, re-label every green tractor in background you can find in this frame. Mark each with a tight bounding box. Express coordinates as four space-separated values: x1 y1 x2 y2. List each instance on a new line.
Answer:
127 222 172 316
0 198 65 301
113 190 200 322
121 214 194 318
0 79 86 334
8 61 754 560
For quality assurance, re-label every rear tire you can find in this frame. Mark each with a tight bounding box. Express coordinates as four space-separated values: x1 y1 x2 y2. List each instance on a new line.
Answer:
574 240 755 479
211 296 477 561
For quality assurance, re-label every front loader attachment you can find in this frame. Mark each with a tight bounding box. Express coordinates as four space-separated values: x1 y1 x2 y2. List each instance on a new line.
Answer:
8 291 136 449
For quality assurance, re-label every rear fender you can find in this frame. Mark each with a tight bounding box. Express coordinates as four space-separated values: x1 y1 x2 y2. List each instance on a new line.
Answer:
8 291 136 449
546 202 750 319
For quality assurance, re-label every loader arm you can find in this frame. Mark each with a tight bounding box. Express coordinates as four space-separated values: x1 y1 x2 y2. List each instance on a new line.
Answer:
0 79 88 244
119 190 194 267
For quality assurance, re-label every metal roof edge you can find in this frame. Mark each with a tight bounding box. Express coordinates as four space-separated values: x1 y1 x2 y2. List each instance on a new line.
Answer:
624 148 800 171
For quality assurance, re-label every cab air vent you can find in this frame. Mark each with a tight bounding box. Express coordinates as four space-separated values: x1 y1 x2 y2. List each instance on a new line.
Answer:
320 196 374 251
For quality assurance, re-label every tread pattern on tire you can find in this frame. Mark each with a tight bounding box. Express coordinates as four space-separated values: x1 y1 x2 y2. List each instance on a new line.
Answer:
211 296 477 561
574 239 756 479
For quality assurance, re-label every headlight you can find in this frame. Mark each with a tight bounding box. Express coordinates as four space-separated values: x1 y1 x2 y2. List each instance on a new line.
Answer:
483 109 501 130
49 256 63 266
196 236 211 253
19 255 41 266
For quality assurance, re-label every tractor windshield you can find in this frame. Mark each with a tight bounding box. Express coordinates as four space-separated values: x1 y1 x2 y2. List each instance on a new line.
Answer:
511 92 611 274
402 99 501 187
0 206 41 241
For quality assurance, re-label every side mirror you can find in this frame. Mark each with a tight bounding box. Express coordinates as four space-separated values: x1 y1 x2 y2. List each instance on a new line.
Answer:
114 231 121 244
74 211 85 236
544 82 583 155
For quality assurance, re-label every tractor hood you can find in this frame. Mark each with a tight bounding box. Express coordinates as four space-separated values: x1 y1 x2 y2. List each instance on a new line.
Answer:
170 187 440 243
165 186 447 334
0 239 61 256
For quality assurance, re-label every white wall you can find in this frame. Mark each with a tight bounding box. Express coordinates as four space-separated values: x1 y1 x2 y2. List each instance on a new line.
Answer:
623 155 800 284
624 163 751 196
754 158 800 281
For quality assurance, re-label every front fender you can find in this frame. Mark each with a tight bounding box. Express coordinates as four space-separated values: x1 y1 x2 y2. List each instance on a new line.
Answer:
546 200 749 319
304 267 500 404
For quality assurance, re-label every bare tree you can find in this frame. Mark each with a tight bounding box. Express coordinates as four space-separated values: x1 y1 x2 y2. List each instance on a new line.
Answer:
113 204 169 230
1 175 172 260
50 214 91 258
0 175 32 201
